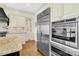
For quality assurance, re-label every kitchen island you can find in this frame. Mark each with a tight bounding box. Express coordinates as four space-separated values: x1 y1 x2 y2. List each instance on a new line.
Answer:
0 37 22 56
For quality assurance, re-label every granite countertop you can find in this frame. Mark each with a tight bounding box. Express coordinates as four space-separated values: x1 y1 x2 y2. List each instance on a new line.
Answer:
0 37 22 55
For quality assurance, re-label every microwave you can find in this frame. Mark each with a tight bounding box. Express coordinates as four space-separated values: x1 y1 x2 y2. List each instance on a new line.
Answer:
52 18 79 48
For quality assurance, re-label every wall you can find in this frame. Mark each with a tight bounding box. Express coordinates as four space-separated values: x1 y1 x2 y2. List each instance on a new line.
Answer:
0 4 34 44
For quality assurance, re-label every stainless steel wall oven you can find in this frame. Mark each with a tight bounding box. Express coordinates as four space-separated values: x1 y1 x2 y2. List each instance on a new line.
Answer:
52 18 78 48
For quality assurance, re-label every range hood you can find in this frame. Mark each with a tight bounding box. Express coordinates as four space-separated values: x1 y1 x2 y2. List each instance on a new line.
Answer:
0 8 9 26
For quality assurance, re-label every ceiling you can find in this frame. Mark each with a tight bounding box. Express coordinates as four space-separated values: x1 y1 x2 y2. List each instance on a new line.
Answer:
5 3 45 13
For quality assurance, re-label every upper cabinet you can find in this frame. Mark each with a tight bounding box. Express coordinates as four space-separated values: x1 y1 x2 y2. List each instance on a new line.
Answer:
52 3 64 21
63 3 76 18
52 3 79 21
9 15 26 27
74 4 79 16
64 4 75 15
63 3 79 19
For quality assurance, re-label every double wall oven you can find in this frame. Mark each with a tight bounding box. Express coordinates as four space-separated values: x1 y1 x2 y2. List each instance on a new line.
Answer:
52 18 78 48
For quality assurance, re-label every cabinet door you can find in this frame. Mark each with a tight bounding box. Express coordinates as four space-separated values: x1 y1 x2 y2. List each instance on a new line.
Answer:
75 4 79 16
63 3 76 18
52 3 64 21
9 15 26 27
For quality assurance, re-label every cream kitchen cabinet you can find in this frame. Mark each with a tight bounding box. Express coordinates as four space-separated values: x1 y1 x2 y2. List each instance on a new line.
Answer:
9 15 26 27
63 3 77 19
74 4 79 16
52 3 64 22
52 3 79 20
52 3 79 21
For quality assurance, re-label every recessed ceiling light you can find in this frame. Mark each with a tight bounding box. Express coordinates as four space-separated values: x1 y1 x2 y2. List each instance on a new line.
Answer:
26 3 30 7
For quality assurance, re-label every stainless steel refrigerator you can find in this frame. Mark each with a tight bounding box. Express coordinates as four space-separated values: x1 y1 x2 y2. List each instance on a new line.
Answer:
37 8 50 56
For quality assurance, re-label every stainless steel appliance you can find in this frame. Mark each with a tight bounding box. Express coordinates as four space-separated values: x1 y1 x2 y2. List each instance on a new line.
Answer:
37 8 50 56
52 18 78 48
